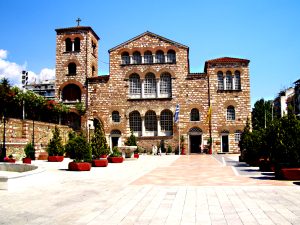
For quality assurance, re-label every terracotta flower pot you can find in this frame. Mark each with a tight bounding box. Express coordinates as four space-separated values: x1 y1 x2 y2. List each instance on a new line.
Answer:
68 162 91 171
280 168 300 180
108 157 124 163
48 156 64 162
4 158 15 163
134 153 139 159
92 159 108 167
22 158 31 164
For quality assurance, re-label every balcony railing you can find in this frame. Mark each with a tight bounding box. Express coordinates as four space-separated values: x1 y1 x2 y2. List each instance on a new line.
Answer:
121 54 176 65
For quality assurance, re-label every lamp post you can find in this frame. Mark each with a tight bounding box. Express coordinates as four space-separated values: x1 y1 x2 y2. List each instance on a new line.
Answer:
1 110 7 161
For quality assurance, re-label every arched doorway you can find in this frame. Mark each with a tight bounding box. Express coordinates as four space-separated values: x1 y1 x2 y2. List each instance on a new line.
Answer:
110 130 121 149
189 127 202 154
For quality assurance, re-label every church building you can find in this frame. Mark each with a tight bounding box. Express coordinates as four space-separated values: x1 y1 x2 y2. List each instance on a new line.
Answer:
55 25 251 154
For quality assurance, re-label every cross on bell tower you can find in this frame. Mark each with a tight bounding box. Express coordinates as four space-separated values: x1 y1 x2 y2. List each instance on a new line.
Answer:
76 18 81 26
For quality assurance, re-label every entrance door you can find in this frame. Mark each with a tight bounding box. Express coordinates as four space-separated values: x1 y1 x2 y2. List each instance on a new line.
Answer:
222 135 229 153
111 137 119 148
190 135 202 153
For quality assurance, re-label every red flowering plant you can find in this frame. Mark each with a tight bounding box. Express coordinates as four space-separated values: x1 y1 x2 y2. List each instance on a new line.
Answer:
4 154 16 163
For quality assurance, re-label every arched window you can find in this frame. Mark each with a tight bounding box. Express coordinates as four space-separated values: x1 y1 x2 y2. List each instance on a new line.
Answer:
234 71 241 90
144 73 157 97
160 110 173 135
74 37 80 51
145 110 157 132
129 111 142 133
217 71 224 90
144 51 153 64
62 84 81 102
155 50 165 63
129 74 141 97
160 73 172 97
166 50 176 63
112 111 120 123
225 71 233 90
121 52 130 65
68 63 76 75
65 38 72 52
227 106 235 121
190 108 200 121
132 51 142 64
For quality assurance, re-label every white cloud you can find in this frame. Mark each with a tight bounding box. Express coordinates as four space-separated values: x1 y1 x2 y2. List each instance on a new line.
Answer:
0 49 8 59
0 49 55 86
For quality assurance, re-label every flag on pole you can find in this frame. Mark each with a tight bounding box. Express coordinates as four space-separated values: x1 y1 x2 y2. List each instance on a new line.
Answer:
174 104 180 123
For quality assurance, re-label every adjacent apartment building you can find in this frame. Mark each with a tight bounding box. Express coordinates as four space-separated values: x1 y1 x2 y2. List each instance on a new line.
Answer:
55 25 251 154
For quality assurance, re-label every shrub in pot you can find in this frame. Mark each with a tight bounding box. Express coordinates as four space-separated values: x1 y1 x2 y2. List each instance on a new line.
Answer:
65 132 92 171
108 146 123 163
23 142 35 164
46 126 65 162
125 131 137 158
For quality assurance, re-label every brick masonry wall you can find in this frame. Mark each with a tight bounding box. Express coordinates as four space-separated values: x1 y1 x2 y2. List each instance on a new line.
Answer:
55 28 251 154
0 118 71 160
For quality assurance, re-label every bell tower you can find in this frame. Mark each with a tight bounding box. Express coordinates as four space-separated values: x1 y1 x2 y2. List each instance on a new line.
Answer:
55 22 100 129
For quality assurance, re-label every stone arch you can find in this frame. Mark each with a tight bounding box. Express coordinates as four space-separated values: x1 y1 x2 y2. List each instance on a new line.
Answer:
224 100 237 108
118 48 132 55
124 69 143 80
62 34 84 41
142 68 158 79
59 80 85 93
158 68 176 78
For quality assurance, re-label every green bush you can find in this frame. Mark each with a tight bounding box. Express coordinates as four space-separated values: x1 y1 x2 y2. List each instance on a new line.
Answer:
65 132 92 162
110 146 122 157
46 126 64 156
24 142 35 159
91 125 110 158
167 145 172 154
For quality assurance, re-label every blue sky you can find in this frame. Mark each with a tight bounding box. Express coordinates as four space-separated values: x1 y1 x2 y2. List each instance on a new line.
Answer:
0 0 299 107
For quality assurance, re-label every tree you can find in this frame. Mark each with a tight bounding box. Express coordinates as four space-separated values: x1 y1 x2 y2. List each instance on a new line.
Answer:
46 126 64 156
65 132 92 162
125 131 137 146
91 123 110 158
252 98 273 130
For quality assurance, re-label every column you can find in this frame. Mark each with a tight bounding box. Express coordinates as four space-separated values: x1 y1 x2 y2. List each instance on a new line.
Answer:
141 116 145 136
157 116 161 136
141 79 145 98
156 78 160 98
72 41 75 52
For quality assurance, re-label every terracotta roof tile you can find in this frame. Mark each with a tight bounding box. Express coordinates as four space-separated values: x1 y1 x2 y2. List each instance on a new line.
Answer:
205 57 250 64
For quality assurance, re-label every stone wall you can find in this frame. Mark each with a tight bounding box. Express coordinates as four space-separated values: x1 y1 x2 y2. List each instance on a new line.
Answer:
0 118 71 160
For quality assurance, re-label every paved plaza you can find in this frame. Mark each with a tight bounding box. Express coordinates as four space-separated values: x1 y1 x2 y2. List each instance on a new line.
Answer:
0 154 300 225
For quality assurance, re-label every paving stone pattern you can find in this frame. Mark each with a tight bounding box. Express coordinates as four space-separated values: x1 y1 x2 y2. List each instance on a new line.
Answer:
0 155 299 225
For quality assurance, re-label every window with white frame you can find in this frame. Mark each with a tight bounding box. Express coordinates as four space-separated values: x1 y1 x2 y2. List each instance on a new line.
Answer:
160 110 173 133
160 73 172 97
234 130 242 142
121 52 130 65
217 71 224 90
129 111 142 132
144 51 153 64
145 111 157 131
166 50 176 63
155 50 165 63
190 108 200 121
112 111 120 123
227 106 235 121
132 51 142 64
225 71 233 90
129 74 141 96
234 71 241 90
144 73 157 96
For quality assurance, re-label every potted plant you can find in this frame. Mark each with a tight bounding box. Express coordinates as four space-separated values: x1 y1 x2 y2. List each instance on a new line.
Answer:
108 146 124 163
23 142 34 164
166 145 172 155
46 126 64 162
134 147 140 159
65 132 92 171
125 131 138 158
91 125 110 167
4 154 15 163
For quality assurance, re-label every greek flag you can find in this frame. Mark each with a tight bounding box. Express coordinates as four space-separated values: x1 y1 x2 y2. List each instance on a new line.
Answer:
174 104 180 123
